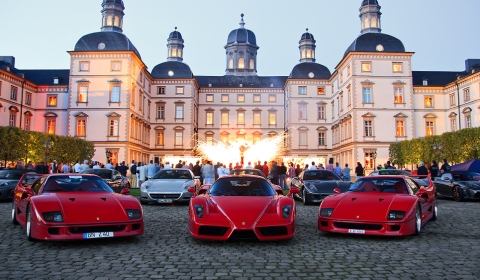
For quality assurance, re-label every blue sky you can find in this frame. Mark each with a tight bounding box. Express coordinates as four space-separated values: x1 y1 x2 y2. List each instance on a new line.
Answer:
1 0 480 76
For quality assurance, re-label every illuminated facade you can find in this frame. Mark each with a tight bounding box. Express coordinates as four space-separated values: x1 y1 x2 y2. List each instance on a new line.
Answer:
0 0 479 171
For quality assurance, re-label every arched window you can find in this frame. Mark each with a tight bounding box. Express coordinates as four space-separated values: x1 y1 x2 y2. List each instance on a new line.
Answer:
177 48 182 58
301 49 306 59
114 16 119 27
249 59 254 69
238 58 245 69
107 15 113 26
370 17 377 27
228 58 234 69
306 50 311 58
363 17 369 29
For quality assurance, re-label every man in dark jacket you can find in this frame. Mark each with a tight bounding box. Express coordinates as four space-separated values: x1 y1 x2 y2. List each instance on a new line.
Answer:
269 161 280 185
192 160 202 184
417 162 428 175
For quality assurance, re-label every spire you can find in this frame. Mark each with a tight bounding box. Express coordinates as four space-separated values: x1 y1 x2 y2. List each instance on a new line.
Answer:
101 0 125 33
359 0 381 34
299 28 316 63
239 13 245 29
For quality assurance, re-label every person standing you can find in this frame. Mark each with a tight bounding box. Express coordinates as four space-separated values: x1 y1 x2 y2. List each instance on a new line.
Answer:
254 161 262 171
288 162 296 184
429 160 439 179
326 159 334 171
118 161 128 177
417 162 428 175
93 162 101 169
147 160 155 179
355 162 364 180
269 161 280 185
440 159 451 175
279 162 288 190
81 160 89 171
295 164 302 176
201 161 215 184
309 162 317 170
262 161 269 177
245 161 253 169
130 161 137 188
25 161 35 170
74 160 82 173
334 162 342 178
62 163 71 173
105 160 114 169
214 162 221 181
342 164 351 182
138 162 146 185
164 162 172 169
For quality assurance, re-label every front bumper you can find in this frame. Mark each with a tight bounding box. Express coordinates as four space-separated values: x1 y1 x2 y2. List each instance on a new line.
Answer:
318 217 416 236
140 191 193 204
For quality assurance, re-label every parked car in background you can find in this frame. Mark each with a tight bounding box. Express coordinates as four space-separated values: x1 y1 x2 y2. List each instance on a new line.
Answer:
318 175 437 236
290 170 351 205
140 168 200 205
368 169 412 176
434 171 480 202
80 168 130 193
12 174 142 241
0 169 37 201
229 168 284 195
188 175 299 241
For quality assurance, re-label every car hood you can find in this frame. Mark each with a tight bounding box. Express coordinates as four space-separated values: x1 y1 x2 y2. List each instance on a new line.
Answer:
34 193 129 223
0 179 17 188
210 196 272 228
146 179 192 192
329 192 411 222
304 180 350 193
461 182 480 190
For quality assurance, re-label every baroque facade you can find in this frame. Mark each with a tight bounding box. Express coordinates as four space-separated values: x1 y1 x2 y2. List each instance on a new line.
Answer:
1 0 479 171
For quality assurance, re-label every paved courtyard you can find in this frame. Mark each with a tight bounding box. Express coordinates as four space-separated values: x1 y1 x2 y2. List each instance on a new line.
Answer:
0 198 478 279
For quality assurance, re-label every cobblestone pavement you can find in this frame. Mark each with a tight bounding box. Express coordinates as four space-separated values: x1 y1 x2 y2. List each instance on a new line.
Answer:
0 198 479 280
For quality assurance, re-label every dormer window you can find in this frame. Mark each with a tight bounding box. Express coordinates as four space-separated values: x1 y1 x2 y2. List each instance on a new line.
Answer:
53 77 59 84
423 79 428 86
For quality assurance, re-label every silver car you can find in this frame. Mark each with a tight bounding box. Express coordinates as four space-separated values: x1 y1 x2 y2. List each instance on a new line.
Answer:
140 169 200 205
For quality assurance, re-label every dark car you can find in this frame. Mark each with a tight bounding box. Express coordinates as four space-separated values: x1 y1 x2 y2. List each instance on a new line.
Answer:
80 168 130 193
290 170 352 205
368 169 412 176
229 169 284 195
0 169 37 201
434 171 480 202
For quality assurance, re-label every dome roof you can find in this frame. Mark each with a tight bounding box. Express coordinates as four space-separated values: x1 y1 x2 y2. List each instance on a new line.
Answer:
300 32 315 41
151 61 193 79
227 28 257 45
169 30 183 40
361 0 379 5
344 33 405 57
289 62 331 79
102 0 124 4
74 32 141 58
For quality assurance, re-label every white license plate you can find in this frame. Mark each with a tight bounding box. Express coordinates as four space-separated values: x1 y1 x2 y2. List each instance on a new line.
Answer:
348 229 365 234
83 232 114 239
157 199 173 203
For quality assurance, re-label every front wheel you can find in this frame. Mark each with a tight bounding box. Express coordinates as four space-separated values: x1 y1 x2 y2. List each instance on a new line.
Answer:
413 205 421 236
302 188 310 205
26 204 35 241
453 186 464 202
431 198 438 221
11 200 19 225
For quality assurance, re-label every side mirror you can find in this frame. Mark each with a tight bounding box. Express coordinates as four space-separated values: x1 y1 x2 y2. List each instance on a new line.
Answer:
289 188 300 195
333 188 341 194
187 186 196 194
120 188 130 195
23 188 35 198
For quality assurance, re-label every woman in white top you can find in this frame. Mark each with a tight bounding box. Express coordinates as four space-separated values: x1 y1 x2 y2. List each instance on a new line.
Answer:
221 164 230 177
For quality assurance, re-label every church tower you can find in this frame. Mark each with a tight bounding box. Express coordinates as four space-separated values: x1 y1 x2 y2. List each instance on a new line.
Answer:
359 0 381 34
100 0 125 33
225 14 259 76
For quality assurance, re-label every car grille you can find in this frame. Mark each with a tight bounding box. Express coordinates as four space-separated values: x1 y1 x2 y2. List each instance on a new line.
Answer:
258 226 288 236
334 222 382 230
68 225 126 234
198 226 228 236
149 193 181 199
229 230 257 240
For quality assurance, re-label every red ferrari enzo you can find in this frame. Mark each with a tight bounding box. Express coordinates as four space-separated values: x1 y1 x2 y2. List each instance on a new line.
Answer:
188 175 299 241
318 175 437 236
12 174 143 241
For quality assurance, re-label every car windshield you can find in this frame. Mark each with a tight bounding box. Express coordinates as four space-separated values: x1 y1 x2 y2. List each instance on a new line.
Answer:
42 175 114 193
81 169 112 179
152 170 192 180
303 170 341 181
0 170 33 180
230 169 264 177
209 178 275 197
373 170 411 176
453 172 480 181
348 178 408 194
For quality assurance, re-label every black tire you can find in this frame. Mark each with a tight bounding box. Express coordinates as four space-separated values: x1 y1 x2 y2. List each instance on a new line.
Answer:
26 204 35 241
413 205 421 236
453 186 464 202
430 198 438 221
302 188 310 205
140 199 149 205
11 200 19 225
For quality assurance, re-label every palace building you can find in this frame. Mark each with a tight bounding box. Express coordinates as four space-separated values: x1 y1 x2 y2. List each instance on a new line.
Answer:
1 0 479 171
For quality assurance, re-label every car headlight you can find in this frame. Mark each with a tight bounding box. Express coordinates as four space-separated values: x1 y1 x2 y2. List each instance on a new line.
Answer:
308 184 318 192
282 205 292 218
140 183 148 191
387 210 406 220
319 208 334 217
194 204 204 218
43 211 63 222
126 209 142 220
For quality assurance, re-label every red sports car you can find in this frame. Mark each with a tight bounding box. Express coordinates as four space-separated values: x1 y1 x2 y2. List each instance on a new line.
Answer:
12 174 143 241
188 175 299 241
318 175 437 236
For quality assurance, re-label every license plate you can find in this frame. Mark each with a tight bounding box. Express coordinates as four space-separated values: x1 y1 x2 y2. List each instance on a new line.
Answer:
157 199 173 203
348 229 365 234
83 232 114 239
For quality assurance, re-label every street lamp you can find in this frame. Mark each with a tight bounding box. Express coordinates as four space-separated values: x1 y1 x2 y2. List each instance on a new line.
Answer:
433 142 443 161
42 141 51 174
372 151 378 171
